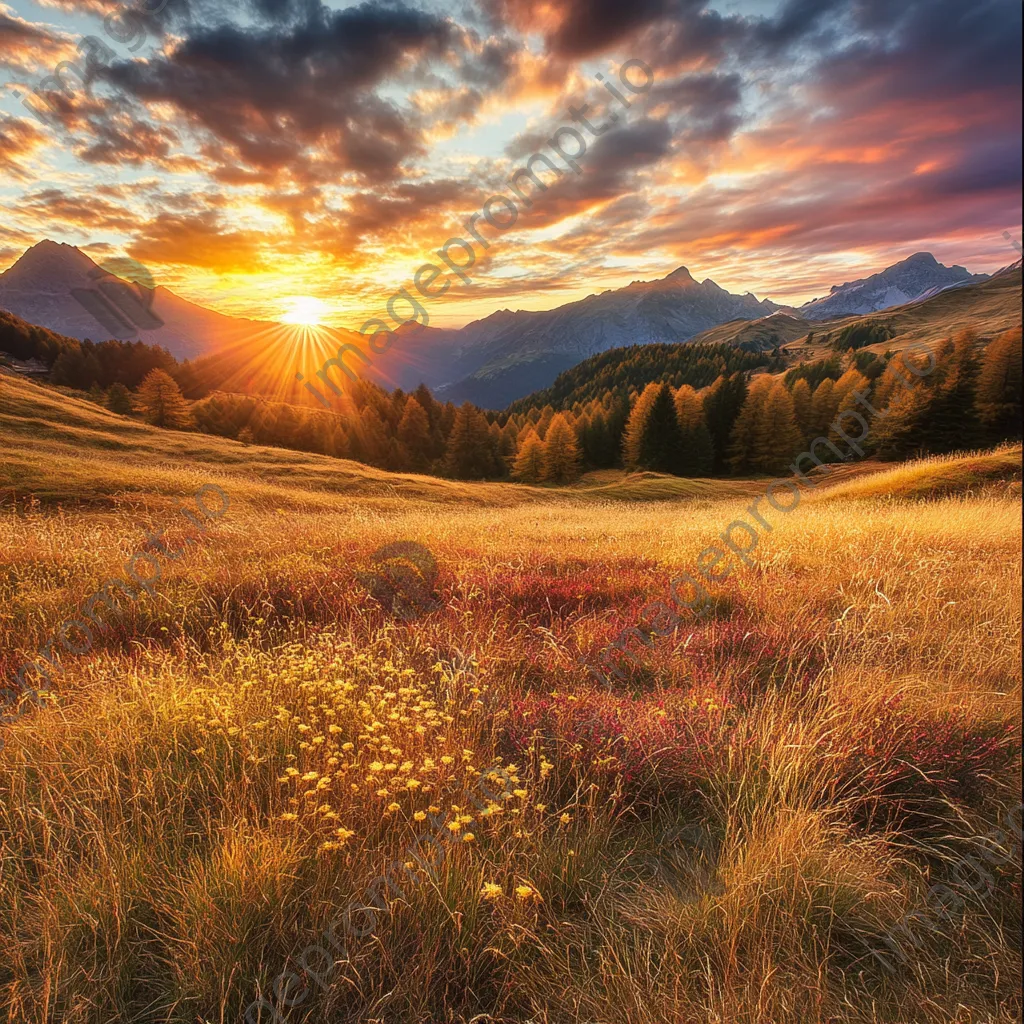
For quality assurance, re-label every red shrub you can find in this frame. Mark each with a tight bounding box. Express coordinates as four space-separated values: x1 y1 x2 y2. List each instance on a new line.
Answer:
832 695 1020 819
506 686 745 801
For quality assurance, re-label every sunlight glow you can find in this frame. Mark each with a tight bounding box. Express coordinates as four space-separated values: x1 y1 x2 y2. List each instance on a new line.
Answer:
280 295 329 326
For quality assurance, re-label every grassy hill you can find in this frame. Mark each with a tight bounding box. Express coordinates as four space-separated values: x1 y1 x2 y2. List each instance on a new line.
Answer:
0 374 780 509
1 359 1021 1024
682 266 1022 366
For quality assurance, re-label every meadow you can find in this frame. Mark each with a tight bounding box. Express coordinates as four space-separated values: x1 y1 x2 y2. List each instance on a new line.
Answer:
1 376 1021 1024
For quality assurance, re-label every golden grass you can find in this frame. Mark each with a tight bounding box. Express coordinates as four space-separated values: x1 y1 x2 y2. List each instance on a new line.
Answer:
0 374 1021 1023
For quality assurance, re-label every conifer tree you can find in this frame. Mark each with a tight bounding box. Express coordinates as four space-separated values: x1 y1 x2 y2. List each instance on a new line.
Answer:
106 382 133 415
397 396 432 470
791 378 813 439
444 403 495 479
536 405 555 439
755 382 803 474
541 413 581 483
976 327 1022 439
498 419 519 469
622 382 662 469
357 405 388 466
809 377 838 437
637 384 685 474
871 379 936 460
135 369 191 429
674 385 714 475
928 330 982 453
827 369 870 451
704 372 748 474
727 376 773 474
512 428 545 483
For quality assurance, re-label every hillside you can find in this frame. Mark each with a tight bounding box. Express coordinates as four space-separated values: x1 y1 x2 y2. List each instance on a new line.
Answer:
683 310 815 352
0 374 778 508
504 342 784 414
2 370 1020 1024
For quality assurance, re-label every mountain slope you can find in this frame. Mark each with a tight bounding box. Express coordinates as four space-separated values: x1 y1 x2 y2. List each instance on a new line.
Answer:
798 251 989 320
0 241 278 361
506 263 1022 414
413 266 778 407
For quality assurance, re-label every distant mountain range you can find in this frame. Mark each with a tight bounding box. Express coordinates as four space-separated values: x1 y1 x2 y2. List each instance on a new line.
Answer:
797 251 989 320
0 241 1002 408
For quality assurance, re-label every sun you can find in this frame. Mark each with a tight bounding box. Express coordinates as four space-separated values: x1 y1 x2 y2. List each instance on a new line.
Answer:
280 295 329 326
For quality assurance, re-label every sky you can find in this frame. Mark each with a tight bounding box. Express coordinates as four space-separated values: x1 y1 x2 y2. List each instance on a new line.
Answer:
0 0 1021 329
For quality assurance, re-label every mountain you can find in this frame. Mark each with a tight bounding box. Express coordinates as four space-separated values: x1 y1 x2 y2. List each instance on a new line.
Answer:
384 266 779 408
0 240 276 361
4 241 1004 411
798 252 989 321
683 310 815 352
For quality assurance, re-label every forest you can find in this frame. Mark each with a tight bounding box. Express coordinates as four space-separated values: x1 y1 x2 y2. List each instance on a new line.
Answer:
3 305 1020 483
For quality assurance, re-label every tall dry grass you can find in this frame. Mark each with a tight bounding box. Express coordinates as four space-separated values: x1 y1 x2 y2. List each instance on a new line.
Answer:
0 388 1021 1023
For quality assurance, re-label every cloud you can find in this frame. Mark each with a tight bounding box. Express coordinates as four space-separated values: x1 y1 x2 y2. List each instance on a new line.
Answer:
127 210 271 270
0 4 73 73
0 114 46 177
17 188 140 233
98 1 482 183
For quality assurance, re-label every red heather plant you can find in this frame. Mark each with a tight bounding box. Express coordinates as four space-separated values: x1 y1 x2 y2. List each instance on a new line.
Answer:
458 558 658 626
831 694 1021 824
506 686 745 803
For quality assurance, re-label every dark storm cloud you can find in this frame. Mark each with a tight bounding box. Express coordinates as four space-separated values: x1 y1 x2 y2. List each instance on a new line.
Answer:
812 0 1022 107
482 0 741 62
748 0 845 52
99 1 467 181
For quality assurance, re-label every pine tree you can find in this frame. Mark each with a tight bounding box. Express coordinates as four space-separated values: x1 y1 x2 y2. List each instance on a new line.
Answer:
810 377 838 437
106 382 133 415
397 396 432 471
541 413 581 483
535 405 555 440
444 403 495 479
512 428 545 483
637 384 685 474
827 369 870 451
872 380 935 460
622 382 662 469
135 369 191 429
498 419 519 469
704 373 748 474
927 330 982 453
674 385 714 475
754 382 803 474
727 375 773 474
358 405 388 466
791 378 812 439
976 327 1023 439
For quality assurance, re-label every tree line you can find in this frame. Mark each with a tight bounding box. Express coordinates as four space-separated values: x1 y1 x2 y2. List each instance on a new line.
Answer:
10 296 1021 484
108 326 1019 485
1 309 178 390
